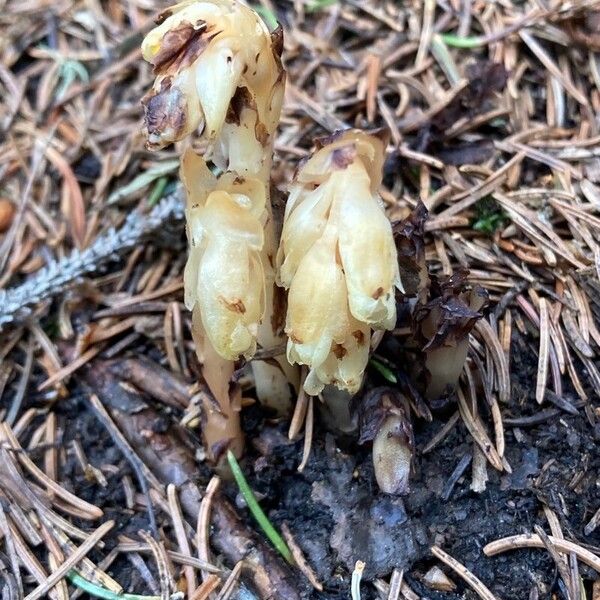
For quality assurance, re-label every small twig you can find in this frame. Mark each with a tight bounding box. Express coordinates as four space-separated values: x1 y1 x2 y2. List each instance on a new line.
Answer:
189 576 220 600
387 569 403 600
422 411 459 454
281 522 323 591
214 561 243 600
116 543 221 574
1 423 103 519
167 484 197 594
7 520 60 600
584 507 600 536
138 530 174 600
197 476 220 583
24 520 114 600
0 501 23 597
534 525 573 599
6 335 34 425
484 534 600 572
442 452 472 501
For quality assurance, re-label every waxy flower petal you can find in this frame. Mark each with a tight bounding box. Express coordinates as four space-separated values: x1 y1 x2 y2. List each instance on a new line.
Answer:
278 130 401 394
182 150 266 361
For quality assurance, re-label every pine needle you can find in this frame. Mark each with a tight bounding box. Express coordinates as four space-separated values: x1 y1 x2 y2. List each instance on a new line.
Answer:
68 571 183 600
0 191 184 330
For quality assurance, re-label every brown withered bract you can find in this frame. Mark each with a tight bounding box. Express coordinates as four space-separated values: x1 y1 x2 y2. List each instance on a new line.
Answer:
225 85 254 125
150 21 216 74
142 80 189 146
413 271 488 352
356 387 414 495
411 270 488 402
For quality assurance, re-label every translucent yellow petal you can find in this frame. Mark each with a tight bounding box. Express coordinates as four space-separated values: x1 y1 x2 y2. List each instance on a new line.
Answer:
194 47 244 139
285 233 347 353
276 185 334 287
335 165 399 329
198 239 263 359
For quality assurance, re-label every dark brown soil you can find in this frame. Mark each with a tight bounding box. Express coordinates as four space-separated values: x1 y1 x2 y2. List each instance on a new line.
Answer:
16 322 597 600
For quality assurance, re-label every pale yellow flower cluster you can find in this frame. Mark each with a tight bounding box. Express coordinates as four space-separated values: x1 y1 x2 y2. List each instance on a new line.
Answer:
142 2 401 400
181 150 266 360
277 131 401 394
142 0 285 364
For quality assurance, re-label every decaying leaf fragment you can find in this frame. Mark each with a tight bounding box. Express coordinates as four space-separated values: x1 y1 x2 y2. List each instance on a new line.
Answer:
392 200 429 300
413 270 488 401
277 130 401 395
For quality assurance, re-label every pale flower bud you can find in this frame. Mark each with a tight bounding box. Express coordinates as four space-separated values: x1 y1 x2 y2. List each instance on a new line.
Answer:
141 0 284 152
278 130 401 395
182 148 266 360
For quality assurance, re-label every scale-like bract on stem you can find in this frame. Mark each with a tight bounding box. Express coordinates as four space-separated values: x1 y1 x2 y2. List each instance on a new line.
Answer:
413 271 488 401
277 130 401 395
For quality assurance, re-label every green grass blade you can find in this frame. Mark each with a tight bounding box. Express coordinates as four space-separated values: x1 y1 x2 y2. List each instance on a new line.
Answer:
369 357 397 383
227 450 294 564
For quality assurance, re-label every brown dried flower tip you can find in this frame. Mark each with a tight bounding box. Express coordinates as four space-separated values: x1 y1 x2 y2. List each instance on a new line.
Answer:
141 0 284 151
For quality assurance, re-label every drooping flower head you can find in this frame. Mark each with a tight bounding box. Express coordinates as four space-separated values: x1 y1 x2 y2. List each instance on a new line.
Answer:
141 0 284 165
277 130 402 395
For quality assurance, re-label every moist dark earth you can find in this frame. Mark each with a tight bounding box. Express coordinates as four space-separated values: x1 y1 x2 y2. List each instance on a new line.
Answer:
12 324 600 600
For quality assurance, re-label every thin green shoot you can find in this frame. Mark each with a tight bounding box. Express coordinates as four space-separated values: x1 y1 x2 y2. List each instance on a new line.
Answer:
369 356 397 384
37 45 89 99
440 33 484 49
226 450 294 564
430 34 461 86
67 571 183 600
148 176 169 206
107 160 179 204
